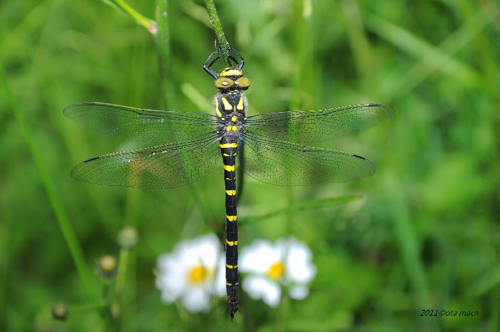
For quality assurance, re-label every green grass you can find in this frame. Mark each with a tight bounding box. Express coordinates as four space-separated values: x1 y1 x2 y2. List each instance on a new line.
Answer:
1 0 499 330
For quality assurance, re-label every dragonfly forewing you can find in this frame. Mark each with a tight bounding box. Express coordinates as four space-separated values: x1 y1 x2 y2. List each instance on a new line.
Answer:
245 103 394 144
64 102 218 144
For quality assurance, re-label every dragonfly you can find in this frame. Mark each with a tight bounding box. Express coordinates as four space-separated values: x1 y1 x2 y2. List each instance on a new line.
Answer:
64 45 394 321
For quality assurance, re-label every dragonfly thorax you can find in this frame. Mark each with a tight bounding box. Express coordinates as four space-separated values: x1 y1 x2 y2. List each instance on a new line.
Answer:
214 89 247 137
214 67 250 92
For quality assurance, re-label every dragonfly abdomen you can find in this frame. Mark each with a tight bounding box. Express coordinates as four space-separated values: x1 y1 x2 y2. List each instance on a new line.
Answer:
220 139 239 320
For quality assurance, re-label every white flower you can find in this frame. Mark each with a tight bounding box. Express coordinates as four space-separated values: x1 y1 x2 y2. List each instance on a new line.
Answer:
239 237 317 307
155 233 226 313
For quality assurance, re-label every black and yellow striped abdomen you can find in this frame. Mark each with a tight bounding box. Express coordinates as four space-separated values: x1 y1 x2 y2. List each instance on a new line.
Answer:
220 140 239 316
215 89 246 320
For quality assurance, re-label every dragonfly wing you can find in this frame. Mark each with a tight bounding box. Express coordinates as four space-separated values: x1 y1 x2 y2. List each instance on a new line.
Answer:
64 102 217 144
239 132 375 187
245 104 393 143
71 133 220 189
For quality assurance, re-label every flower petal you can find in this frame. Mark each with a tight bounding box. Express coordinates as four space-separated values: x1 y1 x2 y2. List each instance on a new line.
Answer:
289 284 309 300
156 254 188 298
181 287 211 313
242 276 281 308
284 239 317 283
158 285 177 303
240 240 282 274
156 272 185 300
214 256 227 297
155 233 226 309
195 233 221 268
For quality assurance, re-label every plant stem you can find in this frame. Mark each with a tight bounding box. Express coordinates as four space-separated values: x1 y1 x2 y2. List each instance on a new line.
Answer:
0 67 95 297
70 301 107 313
153 1 215 225
286 0 314 234
111 248 129 319
205 0 231 66
290 0 313 111
243 195 361 224
111 0 156 34
155 0 177 110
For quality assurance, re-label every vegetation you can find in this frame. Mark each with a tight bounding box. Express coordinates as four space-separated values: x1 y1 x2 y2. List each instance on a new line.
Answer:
0 0 499 331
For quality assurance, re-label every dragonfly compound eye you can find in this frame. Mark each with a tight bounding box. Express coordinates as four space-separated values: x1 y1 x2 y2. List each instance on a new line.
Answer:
235 77 250 89
215 77 235 89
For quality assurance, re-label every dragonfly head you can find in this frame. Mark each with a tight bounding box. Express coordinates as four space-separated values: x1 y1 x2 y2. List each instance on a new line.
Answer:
214 67 251 92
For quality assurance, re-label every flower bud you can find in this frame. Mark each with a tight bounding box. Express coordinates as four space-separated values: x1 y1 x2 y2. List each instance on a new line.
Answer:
97 255 117 280
118 227 138 250
52 301 69 321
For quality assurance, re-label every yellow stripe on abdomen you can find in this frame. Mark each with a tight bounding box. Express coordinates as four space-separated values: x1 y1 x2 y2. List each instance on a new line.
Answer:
220 143 238 148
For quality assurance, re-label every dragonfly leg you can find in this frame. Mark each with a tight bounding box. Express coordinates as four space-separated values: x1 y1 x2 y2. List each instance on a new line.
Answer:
204 40 245 78
229 46 245 70
204 51 220 79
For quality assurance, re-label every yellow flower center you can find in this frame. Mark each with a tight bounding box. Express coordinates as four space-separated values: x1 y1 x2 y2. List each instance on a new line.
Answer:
189 265 209 284
267 261 285 281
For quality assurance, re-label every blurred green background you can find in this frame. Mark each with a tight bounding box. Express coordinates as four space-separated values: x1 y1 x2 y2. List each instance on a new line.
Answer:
1 0 499 331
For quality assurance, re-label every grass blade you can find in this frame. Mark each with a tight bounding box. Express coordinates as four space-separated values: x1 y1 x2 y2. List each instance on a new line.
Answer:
0 66 96 298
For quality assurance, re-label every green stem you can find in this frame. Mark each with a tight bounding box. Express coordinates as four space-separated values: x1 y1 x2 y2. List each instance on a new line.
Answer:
154 1 214 226
290 0 313 111
70 301 107 313
384 174 436 331
111 248 129 319
491 285 500 332
243 195 361 225
286 0 313 234
111 0 156 33
205 0 231 66
155 0 177 110
0 67 95 297
102 283 116 331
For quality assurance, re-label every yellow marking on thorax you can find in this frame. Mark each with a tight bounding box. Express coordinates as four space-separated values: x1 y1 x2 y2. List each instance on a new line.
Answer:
221 97 232 111
226 215 237 221
215 98 222 117
226 239 238 246
223 165 235 172
231 115 237 122
237 97 244 110
220 69 243 77
220 143 238 148
225 189 236 196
